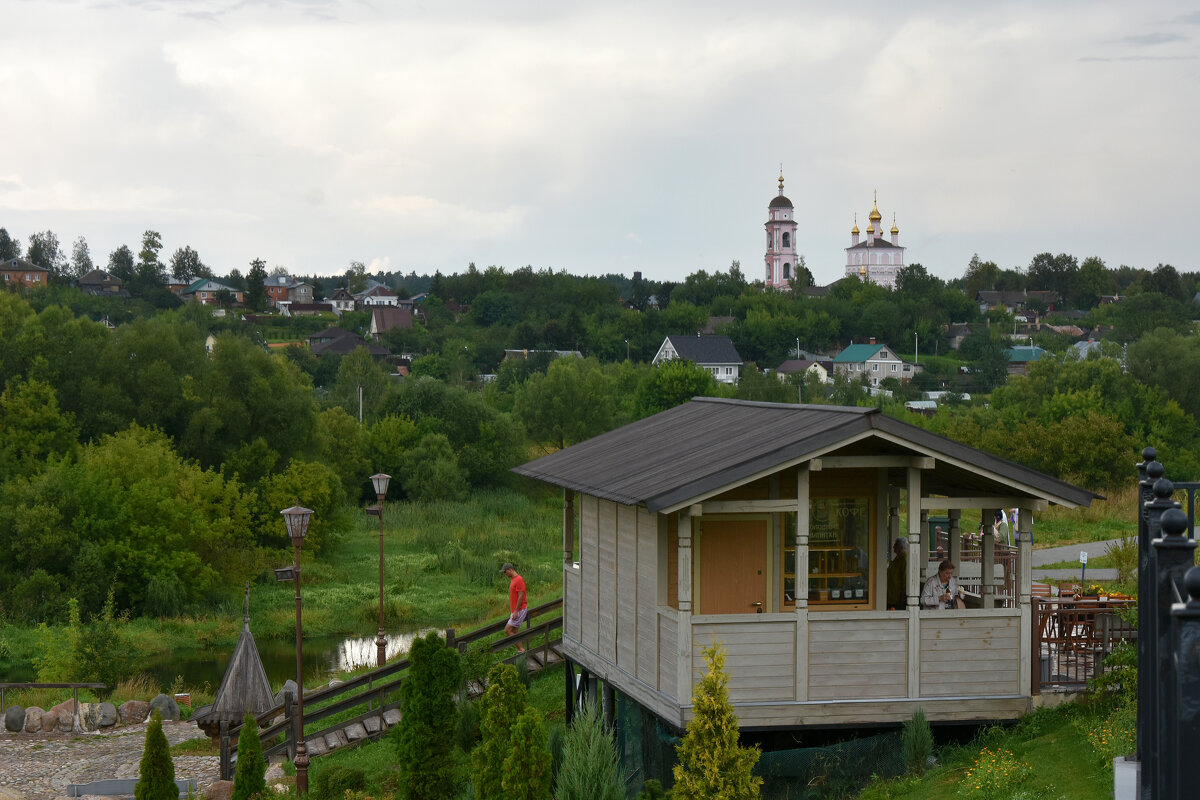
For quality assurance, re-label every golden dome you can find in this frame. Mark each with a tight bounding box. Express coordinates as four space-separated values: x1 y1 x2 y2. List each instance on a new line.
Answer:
851 213 859 235
869 189 882 222
860 265 867 276
891 214 899 235
866 222 875 234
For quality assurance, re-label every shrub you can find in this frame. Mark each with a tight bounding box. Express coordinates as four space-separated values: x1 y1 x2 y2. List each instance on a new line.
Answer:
673 642 762 800
232 713 266 800
557 703 622 800
313 764 366 800
471 663 529 800
500 706 553 800
136 710 177 800
901 707 934 775
395 632 463 800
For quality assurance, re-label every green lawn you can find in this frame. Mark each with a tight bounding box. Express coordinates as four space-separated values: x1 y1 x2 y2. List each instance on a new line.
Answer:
858 703 1119 800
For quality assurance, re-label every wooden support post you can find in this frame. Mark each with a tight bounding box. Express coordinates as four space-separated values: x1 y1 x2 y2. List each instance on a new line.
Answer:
949 509 962 569
564 657 575 726
602 680 616 730
981 511 996 609
1018 511 1032 695
220 720 233 781
906 467 922 699
795 466 810 701
677 508 694 703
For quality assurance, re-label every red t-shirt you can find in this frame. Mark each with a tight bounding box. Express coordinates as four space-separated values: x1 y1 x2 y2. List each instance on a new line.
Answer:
509 574 527 612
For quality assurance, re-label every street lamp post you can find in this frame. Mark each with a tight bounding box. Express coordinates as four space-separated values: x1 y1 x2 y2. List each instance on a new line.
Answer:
280 504 313 795
367 473 392 667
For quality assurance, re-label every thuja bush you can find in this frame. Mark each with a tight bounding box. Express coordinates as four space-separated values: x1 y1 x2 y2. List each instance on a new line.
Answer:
557 703 622 800
232 712 266 800
500 706 553 800
136 710 177 800
313 764 366 799
471 663 528 800
673 642 762 800
902 707 934 775
394 631 463 800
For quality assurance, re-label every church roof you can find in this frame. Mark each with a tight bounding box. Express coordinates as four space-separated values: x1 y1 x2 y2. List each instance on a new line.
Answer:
192 589 275 729
769 194 793 208
846 239 902 250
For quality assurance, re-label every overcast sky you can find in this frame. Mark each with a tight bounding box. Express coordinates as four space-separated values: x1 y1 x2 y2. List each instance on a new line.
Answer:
3 1 1197 286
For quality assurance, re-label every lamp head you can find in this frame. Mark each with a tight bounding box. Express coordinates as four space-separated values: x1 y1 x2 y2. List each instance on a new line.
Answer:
281 505 314 546
370 472 391 499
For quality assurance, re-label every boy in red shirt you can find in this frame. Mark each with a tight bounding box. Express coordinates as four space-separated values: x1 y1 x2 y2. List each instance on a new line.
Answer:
501 562 527 653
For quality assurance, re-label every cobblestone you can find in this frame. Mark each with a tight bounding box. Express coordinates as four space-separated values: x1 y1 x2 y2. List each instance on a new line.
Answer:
0 722 220 800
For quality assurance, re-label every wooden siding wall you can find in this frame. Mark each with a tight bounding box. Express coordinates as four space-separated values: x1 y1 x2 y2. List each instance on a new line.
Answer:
598 500 618 663
580 495 599 653
637 507 659 685
657 612 678 699
918 613 1021 697
692 618 797 703
564 566 582 642
809 615 906 700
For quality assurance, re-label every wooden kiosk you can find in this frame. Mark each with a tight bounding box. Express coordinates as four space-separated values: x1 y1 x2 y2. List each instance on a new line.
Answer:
513 399 1096 730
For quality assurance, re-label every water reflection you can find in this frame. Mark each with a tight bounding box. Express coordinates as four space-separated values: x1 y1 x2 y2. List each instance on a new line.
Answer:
327 630 435 673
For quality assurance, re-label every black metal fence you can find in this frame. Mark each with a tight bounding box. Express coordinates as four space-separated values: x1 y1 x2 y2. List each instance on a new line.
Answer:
1134 448 1200 799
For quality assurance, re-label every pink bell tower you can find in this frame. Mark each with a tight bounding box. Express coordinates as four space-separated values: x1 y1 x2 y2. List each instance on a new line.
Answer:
764 170 798 290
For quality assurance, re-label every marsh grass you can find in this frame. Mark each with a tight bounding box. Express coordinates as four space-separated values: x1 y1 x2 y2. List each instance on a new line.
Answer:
1032 484 1137 549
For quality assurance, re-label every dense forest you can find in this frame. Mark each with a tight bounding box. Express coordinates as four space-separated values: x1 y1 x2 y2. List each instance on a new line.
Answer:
2 224 1199 626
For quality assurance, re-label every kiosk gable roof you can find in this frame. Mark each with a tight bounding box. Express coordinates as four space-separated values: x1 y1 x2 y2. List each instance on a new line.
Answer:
512 398 1096 513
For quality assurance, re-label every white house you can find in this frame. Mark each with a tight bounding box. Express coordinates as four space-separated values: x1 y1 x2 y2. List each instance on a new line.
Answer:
652 334 743 385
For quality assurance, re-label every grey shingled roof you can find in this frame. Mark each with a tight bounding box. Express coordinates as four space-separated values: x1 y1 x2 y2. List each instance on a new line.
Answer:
664 334 742 365
512 398 1096 513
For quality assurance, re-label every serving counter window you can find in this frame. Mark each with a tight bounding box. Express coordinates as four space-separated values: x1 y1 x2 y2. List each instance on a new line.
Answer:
781 496 874 610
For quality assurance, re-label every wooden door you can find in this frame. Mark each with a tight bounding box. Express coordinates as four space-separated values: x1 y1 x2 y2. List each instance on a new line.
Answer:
697 519 768 614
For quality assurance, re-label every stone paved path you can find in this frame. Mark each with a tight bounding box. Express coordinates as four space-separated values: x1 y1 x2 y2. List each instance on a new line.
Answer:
0 722 220 800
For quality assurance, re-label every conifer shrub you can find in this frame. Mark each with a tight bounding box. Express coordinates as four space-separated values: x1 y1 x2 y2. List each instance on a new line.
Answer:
672 642 762 799
557 702 622 800
636 779 666 800
136 710 177 800
454 698 479 752
500 706 553 800
232 712 266 800
902 707 934 775
312 764 366 799
471 663 529 800
394 631 464 800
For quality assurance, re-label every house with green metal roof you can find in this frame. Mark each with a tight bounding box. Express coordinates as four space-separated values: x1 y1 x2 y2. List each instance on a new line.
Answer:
831 340 918 387
1004 345 1048 376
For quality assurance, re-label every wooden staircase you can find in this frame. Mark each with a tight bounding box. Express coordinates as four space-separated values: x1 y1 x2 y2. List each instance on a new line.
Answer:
219 599 563 777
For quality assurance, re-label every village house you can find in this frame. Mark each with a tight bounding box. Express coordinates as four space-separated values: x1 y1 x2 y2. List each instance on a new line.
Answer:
513 398 1094 733
832 340 918 387
651 334 743 385
2 258 49 289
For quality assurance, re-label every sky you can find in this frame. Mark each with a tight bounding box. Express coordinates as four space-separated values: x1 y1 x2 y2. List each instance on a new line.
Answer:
3 1 1198 287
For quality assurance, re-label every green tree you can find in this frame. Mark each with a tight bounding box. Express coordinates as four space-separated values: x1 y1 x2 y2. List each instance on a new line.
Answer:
232 713 267 800
26 230 65 276
0 378 78 482
472 663 529 800
169 246 206 282
70 236 94 278
0 228 20 260
107 244 136 283
501 707 553 800
1128 328 1200 421
673 642 762 800
634 358 719 417
963 253 1000 299
557 702 622 800
396 632 464 800
246 258 268 311
514 357 616 449
957 327 1010 392
136 710 177 800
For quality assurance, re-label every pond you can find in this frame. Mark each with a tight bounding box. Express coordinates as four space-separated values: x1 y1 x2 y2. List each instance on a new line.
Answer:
4 630 436 693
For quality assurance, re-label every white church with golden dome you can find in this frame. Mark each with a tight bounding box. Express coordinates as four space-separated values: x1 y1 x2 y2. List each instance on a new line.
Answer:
844 192 905 290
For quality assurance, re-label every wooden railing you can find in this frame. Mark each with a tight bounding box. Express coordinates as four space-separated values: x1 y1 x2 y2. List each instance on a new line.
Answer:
219 599 563 778
1031 597 1135 693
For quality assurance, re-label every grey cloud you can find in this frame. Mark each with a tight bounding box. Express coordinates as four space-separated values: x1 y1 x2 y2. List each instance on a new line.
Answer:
1109 32 1186 46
